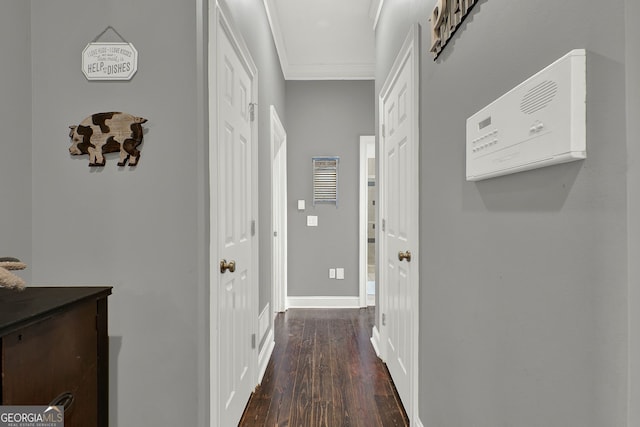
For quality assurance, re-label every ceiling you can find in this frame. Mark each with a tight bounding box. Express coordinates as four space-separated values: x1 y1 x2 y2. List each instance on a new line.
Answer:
263 0 384 80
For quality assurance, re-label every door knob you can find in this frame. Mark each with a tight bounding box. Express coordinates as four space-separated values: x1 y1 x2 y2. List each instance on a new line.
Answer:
398 250 412 262
220 259 236 273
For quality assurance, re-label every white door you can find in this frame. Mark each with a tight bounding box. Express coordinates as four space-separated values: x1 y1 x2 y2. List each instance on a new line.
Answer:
379 24 420 423
271 106 287 313
360 135 376 307
209 2 258 425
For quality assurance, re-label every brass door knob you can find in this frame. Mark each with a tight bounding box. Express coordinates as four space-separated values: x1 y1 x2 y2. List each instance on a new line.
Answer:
220 259 236 273
398 250 412 262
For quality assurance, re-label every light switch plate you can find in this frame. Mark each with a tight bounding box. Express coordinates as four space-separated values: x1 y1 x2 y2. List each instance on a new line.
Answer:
307 215 318 227
336 268 344 280
329 268 336 279
298 200 306 210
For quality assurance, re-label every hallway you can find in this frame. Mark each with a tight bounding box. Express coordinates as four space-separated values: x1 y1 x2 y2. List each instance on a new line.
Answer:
240 308 408 426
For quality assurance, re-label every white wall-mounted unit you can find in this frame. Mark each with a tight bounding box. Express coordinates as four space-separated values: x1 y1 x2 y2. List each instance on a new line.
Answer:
466 49 586 181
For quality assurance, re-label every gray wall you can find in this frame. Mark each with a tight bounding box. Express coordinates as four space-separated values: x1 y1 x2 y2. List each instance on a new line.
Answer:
286 80 374 298
0 1 32 283
627 0 640 424
7 1 636 425
224 0 287 340
27 0 285 424
30 1 204 425
377 0 628 425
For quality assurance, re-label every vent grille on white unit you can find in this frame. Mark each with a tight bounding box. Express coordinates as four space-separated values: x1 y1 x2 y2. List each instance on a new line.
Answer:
520 80 558 114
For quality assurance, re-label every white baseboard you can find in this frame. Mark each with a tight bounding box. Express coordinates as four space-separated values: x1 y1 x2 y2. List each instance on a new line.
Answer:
259 303 270 343
366 293 375 306
370 325 381 357
257 303 274 384
257 327 274 384
286 296 360 308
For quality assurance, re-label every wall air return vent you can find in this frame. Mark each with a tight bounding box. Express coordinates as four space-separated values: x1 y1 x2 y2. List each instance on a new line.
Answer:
312 157 339 206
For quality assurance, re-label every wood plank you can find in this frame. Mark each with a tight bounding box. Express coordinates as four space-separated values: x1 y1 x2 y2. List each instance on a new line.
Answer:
240 308 408 427
344 313 379 427
240 310 302 426
261 310 306 426
314 309 340 427
314 310 333 403
330 315 360 426
312 401 335 427
288 313 316 425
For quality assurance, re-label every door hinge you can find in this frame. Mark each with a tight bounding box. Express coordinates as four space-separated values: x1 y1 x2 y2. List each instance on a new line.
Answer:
251 333 256 349
274 230 278 237
251 220 256 236
382 219 386 232
382 313 386 326
249 103 257 122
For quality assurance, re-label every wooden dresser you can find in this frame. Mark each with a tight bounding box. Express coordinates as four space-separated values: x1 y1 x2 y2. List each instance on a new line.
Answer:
0 286 112 427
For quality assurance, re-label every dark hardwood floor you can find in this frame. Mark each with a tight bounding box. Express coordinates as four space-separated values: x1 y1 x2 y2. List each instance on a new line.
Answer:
239 308 409 427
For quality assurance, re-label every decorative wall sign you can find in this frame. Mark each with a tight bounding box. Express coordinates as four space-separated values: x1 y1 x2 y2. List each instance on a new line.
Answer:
68 112 148 167
82 43 138 80
82 26 138 80
429 0 478 59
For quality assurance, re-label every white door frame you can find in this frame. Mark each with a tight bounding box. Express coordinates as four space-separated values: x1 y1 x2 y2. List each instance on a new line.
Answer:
271 105 287 313
378 23 420 424
359 135 375 307
208 1 259 425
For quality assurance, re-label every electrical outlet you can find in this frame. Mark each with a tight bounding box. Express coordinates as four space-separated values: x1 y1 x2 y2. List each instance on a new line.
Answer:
336 268 344 280
329 268 336 279
307 215 318 227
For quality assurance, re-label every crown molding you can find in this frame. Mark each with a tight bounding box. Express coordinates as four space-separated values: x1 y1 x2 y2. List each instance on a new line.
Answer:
263 0 290 77
369 0 385 30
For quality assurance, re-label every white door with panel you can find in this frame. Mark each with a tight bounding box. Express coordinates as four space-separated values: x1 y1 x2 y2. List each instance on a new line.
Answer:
379 24 420 422
271 106 287 313
209 2 258 425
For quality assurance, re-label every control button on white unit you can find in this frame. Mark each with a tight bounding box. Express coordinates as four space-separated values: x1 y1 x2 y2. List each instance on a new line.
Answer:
466 49 586 181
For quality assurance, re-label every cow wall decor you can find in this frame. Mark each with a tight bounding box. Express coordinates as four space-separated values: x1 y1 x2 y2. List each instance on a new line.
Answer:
69 112 147 167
